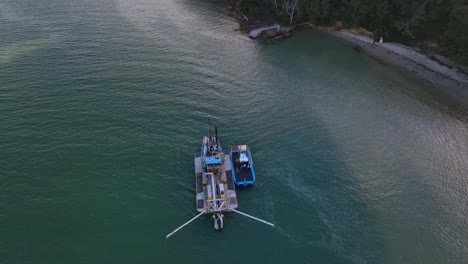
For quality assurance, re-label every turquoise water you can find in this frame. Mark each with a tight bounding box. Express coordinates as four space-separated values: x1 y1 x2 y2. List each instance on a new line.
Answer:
1 0 467 263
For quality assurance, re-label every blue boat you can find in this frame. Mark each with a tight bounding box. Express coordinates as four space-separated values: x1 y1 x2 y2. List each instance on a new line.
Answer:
230 145 256 187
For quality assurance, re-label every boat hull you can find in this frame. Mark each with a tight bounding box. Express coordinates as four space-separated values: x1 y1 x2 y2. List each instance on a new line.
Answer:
230 145 256 187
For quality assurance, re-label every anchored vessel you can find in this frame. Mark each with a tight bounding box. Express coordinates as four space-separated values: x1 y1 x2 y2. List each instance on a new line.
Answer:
166 117 274 239
231 145 256 187
194 125 238 230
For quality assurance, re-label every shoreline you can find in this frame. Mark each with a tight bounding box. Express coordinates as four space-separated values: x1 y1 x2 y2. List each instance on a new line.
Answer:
328 30 468 111
225 7 468 111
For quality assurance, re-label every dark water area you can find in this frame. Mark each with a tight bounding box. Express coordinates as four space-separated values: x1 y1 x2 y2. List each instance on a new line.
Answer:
1 0 467 263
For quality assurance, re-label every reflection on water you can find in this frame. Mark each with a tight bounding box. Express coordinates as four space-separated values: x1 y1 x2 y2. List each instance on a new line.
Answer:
0 0 467 263
0 38 53 64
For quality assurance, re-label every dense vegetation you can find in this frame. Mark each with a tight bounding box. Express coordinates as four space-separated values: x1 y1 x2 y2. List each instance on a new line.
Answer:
231 0 468 65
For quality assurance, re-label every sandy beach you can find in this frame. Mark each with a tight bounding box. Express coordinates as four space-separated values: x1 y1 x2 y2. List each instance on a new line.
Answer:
329 30 468 110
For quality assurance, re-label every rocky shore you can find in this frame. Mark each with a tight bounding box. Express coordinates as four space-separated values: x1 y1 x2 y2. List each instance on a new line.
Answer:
226 5 315 40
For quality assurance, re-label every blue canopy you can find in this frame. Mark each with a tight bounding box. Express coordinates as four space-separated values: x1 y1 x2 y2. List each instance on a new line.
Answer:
204 156 221 165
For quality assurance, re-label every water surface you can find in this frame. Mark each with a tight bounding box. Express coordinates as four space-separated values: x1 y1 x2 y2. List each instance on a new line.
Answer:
1 0 467 263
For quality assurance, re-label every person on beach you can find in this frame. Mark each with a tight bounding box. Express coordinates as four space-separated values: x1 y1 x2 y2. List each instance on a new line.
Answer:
372 28 383 46
379 28 385 44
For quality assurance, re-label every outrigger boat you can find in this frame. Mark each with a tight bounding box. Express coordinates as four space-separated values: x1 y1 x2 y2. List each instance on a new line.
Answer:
166 117 275 239
231 145 256 187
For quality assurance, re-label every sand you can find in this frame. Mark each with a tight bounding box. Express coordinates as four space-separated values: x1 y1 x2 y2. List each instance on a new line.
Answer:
329 30 468 110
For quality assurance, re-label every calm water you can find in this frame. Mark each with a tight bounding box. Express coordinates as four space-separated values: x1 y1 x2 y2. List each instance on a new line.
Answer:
1 0 467 263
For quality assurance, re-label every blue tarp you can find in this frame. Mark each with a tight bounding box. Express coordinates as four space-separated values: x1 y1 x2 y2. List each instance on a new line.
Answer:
204 156 221 165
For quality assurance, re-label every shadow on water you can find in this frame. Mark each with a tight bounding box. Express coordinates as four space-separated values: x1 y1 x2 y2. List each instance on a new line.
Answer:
1 0 467 263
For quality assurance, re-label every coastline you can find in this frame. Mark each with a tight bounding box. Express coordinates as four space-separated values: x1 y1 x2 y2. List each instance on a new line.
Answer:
328 30 468 110
225 6 468 111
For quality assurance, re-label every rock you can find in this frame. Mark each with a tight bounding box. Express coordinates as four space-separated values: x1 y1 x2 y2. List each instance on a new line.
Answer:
349 27 373 38
262 29 278 38
334 21 343 30
279 26 295 33
297 22 315 29
423 41 439 49
272 35 283 40
248 25 296 40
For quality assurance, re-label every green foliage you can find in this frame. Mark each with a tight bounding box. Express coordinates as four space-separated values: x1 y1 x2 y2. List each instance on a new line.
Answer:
305 0 321 23
347 0 370 26
236 0 467 65
441 3 468 64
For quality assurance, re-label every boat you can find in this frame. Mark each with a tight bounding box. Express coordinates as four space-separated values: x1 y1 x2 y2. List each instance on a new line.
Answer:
231 145 256 187
165 117 274 239
194 124 238 230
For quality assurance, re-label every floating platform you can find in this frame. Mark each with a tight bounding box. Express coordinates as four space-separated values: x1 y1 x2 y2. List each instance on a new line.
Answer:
165 120 273 239
195 136 238 215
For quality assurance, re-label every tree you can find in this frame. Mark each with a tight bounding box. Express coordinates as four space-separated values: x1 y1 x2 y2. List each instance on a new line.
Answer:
284 0 299 24
394 1 428 39
236 0 467 65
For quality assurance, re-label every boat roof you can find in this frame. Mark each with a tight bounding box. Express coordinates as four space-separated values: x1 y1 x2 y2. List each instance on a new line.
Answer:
204 156 222 165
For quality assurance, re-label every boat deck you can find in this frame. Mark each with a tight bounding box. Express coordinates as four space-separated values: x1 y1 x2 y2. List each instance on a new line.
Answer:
194 154 237 213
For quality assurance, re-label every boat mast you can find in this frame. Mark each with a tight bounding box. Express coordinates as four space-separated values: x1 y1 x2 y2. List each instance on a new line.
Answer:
208 115 212 143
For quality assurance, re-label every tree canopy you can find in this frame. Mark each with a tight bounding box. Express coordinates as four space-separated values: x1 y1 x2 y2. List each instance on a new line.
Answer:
232 0 468 65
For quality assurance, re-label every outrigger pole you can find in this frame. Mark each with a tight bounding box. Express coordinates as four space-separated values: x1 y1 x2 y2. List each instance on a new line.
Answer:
166 212 205 239
231 209 275 227
166 210 274 238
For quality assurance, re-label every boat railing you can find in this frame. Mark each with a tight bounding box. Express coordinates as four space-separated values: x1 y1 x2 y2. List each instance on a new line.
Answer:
207 199 227 211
